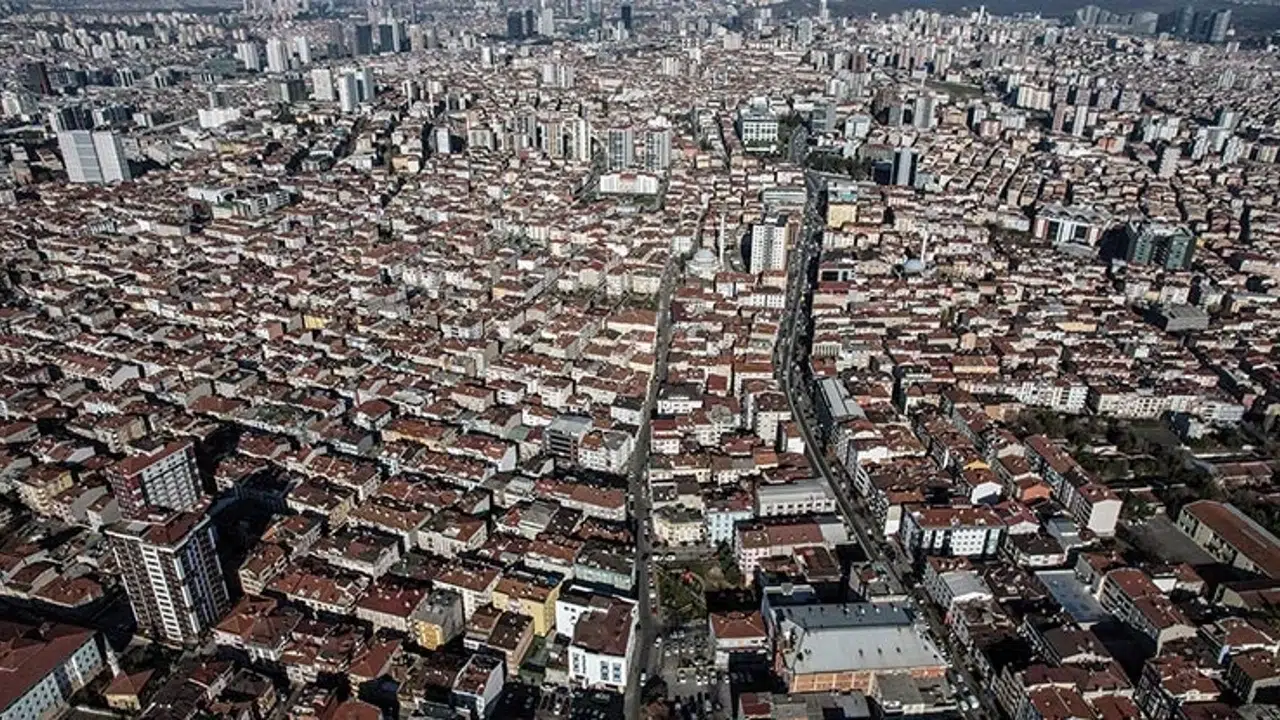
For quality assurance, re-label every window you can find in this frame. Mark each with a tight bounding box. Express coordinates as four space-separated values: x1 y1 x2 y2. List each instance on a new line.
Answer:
612 663 622 684
600 661 609 680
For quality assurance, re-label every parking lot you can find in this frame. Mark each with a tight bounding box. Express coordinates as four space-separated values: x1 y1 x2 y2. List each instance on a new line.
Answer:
654 627 731 718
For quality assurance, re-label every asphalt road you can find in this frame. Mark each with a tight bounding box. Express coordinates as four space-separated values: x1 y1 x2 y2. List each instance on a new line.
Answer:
624 259 677 720
779 172 994 720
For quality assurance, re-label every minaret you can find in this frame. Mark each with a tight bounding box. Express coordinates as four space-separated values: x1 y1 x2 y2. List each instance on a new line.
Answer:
920 235 929 266
718 214 726 265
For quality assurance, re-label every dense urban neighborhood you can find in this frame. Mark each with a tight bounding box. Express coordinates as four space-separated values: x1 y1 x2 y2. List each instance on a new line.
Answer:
1 0 1280 719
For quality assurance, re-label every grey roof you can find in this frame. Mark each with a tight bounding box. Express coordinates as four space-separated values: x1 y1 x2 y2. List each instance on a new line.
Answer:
780 619 945 675
757 477 835 504
775 602 913 630
1036 570 1111 626
818 377 864 422
940 570 992 601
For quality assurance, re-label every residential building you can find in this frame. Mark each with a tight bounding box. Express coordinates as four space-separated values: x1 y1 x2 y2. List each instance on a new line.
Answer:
58 130 131 184
0 623 109 720
568 597 636 691
749 215 795 274
1177 500 1280 579
900 506 1005 560
1125 220 1196 270
104 439 202 520
106 508 230 646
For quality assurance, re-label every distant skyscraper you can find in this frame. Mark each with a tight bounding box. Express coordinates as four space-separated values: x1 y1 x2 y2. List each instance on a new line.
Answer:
237 41 261 71
1176 5 1196 37
107 509 230 646
538 7 555 35
645 128 672 172
354 24 375 55
507 11 525 39
295 36 312 65
356 68 376 101
311 67 335 101
796 17 814 46
620 3 633 31
748 215 795 273
892 147 918 187
105 440 202 519
266 37 290 73
1126 221 1195 270
1207 9 1230 43
23 61 52 95
1072 105 1089 137
338 72 360 112
57 130 130 184
1051 104 1069 134
567 117 592 162
912 94 936 129
1157 144 1179 177
607 127 635 170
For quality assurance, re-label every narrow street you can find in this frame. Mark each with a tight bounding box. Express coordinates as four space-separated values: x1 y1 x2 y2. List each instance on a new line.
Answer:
780 173 995 720
625 260 677 720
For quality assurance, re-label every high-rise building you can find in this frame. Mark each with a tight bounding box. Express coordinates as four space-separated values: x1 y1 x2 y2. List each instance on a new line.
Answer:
1051 104 1070 134
748 215 795 274
354 24 375 55
1072 104 1089 137
23 61 52 95
507 11 526 39
356 68 376 101
91 130 130 184
105 440 202 519
236 41 261 71
1176 5 1196 37
378 23 396 52
272 77 308 103
645 128 672 172
620 3 633 31
107 509 230 646
1125 221 1195 270
311 68 335 101
1207 9 1230 43
294 35 312 65
1156 144 1179 178
1 90 37 119
796 17 814 46
891 147 918 187
338 72 360 112
567 116 592 162
57 130 130 184
538 7 555 35
266 37 290 73
912 94 936 130
607 127 635 170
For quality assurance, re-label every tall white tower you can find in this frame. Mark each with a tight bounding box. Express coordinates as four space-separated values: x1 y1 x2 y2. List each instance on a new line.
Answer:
266 37 290 73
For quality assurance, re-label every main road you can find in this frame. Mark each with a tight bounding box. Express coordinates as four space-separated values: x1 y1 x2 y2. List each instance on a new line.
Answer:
624 259 677 720
779 172 995 720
